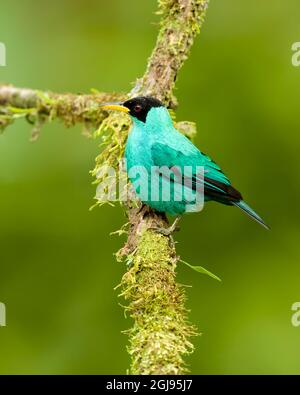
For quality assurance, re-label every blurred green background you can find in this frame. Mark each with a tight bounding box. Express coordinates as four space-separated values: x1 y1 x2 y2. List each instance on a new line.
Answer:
0 0 300 374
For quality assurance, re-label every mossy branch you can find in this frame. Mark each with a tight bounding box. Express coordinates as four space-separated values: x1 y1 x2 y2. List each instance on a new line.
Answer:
0 0 209 375
132 0 209 107
0 84 126 136
117 207 197 375
116 0 209 374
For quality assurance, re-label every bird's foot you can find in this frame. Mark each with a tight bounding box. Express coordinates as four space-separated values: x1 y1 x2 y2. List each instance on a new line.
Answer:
150 216 181 236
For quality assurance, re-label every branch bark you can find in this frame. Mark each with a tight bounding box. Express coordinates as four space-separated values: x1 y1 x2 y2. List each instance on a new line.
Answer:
0 0 210 375
0 84 125 132
132 0 209 107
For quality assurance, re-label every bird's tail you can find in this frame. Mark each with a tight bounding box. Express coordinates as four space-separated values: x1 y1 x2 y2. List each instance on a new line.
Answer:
233 200 269 230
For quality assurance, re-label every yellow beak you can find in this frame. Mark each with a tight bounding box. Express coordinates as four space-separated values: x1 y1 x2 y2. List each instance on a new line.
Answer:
100 104 129 113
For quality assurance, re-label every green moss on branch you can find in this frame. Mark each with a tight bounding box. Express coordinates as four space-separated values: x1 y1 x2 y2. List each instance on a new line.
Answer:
132 0 209 106
0 84 126 134
117 1 209 373
120 229 196 375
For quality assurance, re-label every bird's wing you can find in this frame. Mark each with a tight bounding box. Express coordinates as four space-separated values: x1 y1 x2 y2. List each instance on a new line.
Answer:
150 135 242 204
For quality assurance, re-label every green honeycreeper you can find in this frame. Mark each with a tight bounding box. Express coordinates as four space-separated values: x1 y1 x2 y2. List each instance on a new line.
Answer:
102 96 268 229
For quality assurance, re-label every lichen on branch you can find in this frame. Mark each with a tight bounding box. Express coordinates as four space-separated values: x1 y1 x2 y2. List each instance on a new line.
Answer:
132 0 209 106
115 0 209 374
118 209 197 375
0 84 126 135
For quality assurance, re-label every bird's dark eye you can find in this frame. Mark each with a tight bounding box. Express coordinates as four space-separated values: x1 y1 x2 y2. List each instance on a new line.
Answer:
134 105 142 113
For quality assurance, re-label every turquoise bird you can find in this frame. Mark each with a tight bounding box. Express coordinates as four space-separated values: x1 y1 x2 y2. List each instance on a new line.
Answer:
102 96 268 229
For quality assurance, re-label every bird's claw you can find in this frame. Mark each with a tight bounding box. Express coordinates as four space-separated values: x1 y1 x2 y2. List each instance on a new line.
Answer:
150 217 181 236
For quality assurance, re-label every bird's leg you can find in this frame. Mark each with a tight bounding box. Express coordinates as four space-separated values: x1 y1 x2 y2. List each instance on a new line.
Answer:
150 216 182 236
